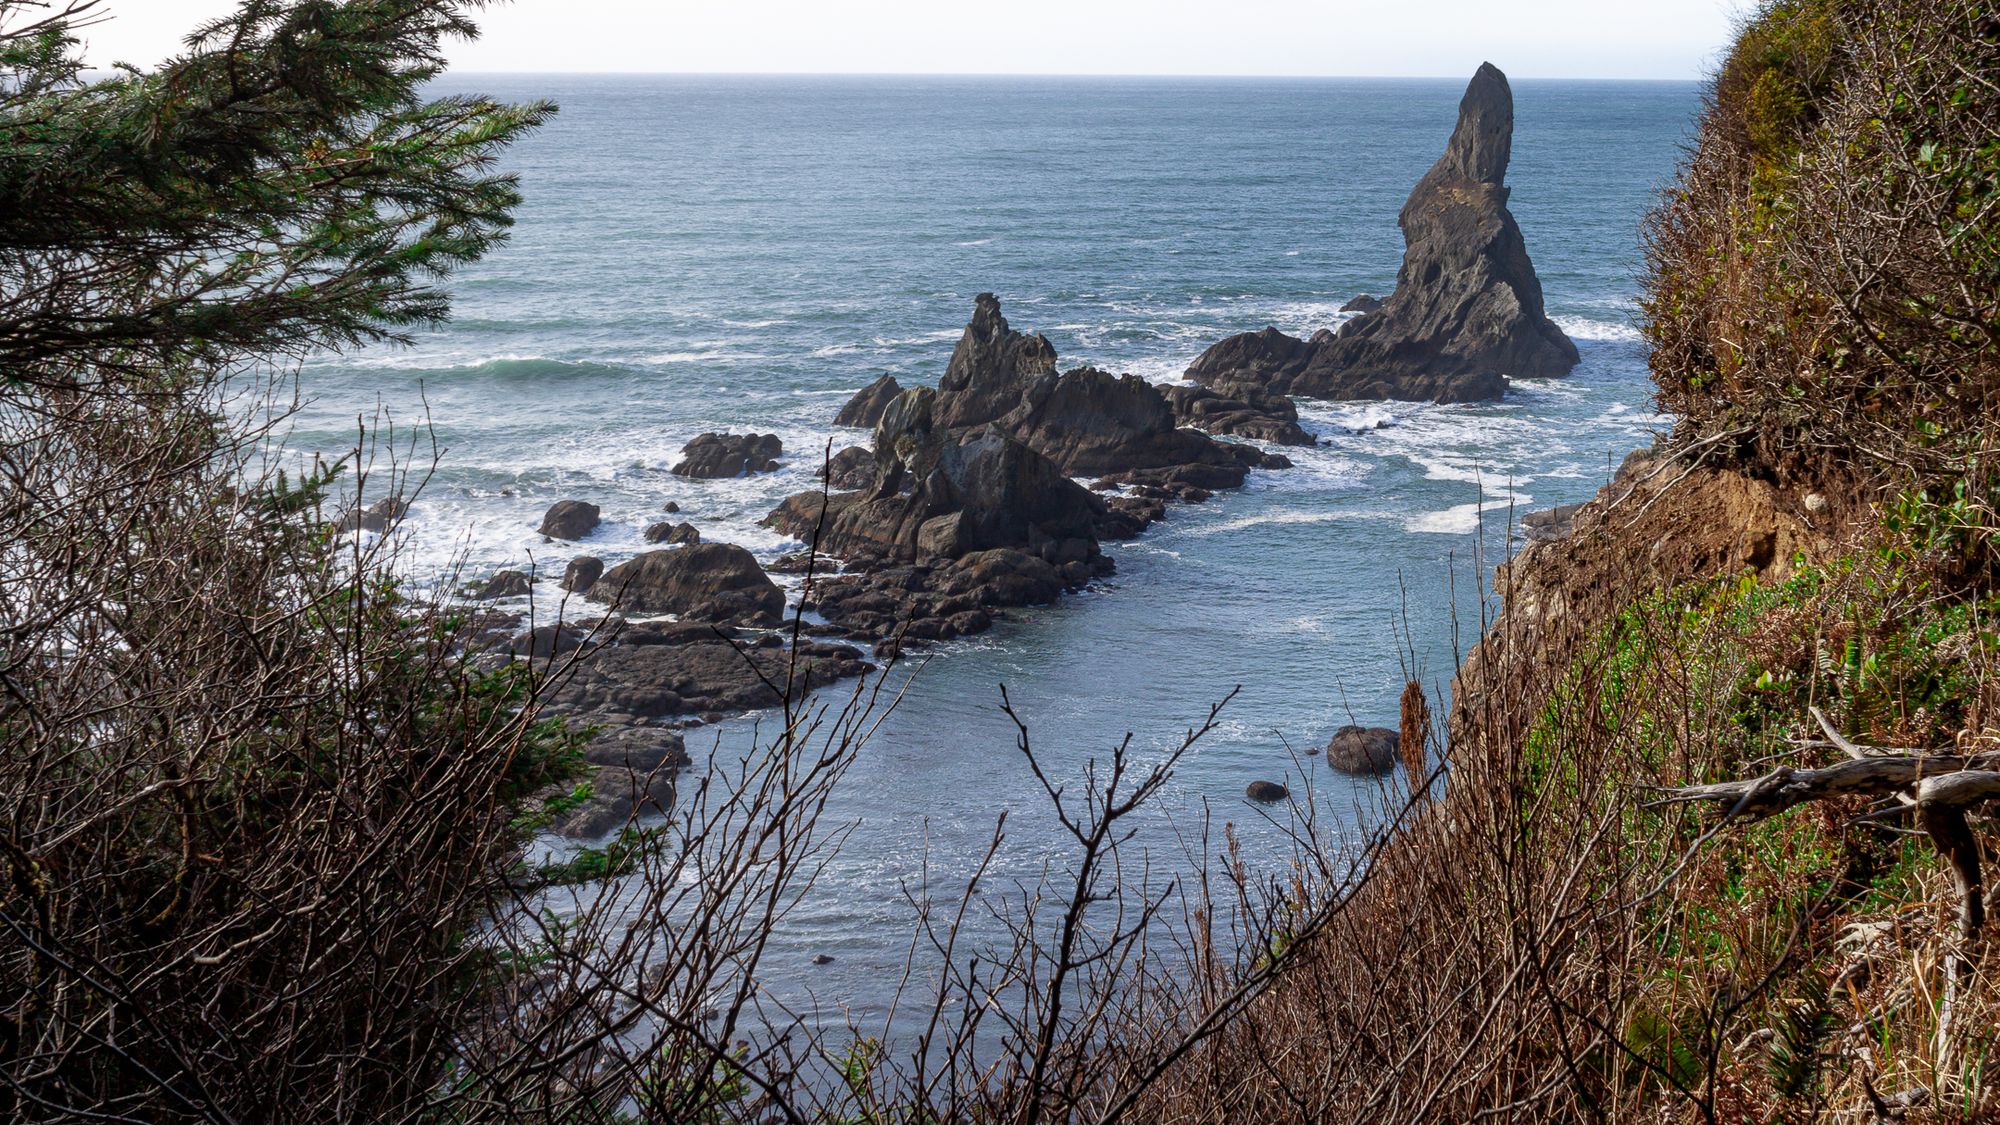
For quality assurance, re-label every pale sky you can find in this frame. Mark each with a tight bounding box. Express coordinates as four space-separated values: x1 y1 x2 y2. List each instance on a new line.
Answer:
76 1 1752 80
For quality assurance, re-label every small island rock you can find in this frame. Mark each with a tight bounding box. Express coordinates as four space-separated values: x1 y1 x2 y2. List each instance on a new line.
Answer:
539 499 601 540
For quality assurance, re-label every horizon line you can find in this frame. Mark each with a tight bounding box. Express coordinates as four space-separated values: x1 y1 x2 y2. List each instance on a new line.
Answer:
430 70 1705 83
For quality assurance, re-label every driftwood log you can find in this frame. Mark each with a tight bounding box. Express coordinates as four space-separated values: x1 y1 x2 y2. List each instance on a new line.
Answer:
1655 709 1999 969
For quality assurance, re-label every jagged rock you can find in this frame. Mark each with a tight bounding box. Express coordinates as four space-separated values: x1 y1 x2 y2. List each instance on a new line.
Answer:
474 570 533 600
539 499 601 540
336 495 408 533
818 445 877 491
672 432 783 479
586 542 786 626
1341 294 1383 314
644 521 701 545
1188 64 1576 403
836 374 903 428
768 386 1108 568
1327 726 1399 774
1162 383 1313 446
936 294 1269 476
562 556 604 594
1246 780 1290 802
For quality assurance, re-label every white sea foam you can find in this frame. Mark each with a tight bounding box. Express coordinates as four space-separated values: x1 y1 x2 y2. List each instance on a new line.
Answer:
1552 315 1643 343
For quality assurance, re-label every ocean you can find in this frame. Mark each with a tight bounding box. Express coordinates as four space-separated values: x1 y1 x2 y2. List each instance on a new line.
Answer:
290 74 1698 1022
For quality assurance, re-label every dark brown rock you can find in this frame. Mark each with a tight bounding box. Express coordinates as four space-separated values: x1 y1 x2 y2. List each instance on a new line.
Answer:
644 521 701 545
562 555 604 594
672 432 783 479
1327 726 1400 774
933 294 1259 476
1187 65 1576 404
473 569 533 600
818 445 877 491
768 387 1106 567
587 542 785 626
548 636 870 721
835 374 903 428
539 499 601 540
336 495 409 534
1246 780 1290 803
1162 383 1313 446
1341 294 1384 314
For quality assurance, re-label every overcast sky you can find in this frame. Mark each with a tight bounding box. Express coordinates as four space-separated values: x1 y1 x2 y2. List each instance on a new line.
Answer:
77 1 1752 80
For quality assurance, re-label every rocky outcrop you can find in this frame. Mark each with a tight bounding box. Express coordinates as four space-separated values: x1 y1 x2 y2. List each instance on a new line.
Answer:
819 445 876 491
643 521 700 545
836 374 903 428
561 556 603 595
586 542 786 626
672 432 782 479
548 626 870 723
539 499 600 540
1187 64 1577 404
937 294 1279 477
1163 383 1313 446
1246 780 1290 802
473 569 533 600
1341 294 1383 314
336 496 408 534
768 386 1109 569
1327 726 1399 774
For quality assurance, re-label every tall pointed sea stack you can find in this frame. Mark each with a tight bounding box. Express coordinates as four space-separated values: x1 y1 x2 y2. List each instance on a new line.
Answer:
1187 62 1578 403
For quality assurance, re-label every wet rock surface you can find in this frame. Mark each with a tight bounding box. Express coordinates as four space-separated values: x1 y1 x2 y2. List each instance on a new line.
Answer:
548 625 871 724
473 569 534 600
336 495 408 534
643 520 701 545
935 294 1274 478
1327 725 1400 774
819 445 877 491
561 555 604 594
539 499 601 540
1187 64 1576 404
672 432 783 479
1162 383 1313 446
587 542 786 626
835 373 903 428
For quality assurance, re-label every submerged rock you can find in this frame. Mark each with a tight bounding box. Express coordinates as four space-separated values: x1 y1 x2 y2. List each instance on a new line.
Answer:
539 499 601 540
1187 64 1577 403
1246 780 1290 803
836 373 903 428
672 432 782 479
586 542 785 626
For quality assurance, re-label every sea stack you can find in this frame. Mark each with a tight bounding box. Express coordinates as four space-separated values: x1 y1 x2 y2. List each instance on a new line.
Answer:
1187 62 1578 403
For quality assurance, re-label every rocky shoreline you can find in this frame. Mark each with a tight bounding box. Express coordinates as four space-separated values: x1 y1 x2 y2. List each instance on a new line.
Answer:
428 63 1582 836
